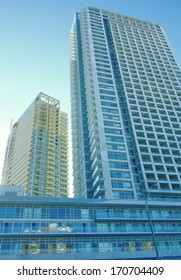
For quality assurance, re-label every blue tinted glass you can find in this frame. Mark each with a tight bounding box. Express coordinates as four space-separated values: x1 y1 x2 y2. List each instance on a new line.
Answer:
6 207 14 218
0 223 3 232
50 208 57 218
4 222 12 233
74 208 81 219
0 207 5 217
15 207 21 218
57 208 65 219
42 207 47 218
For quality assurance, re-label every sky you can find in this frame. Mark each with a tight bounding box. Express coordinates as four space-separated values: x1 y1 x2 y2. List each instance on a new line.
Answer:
0 0 181 185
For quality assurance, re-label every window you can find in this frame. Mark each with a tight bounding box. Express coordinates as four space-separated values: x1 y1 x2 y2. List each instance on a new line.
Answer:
103 114 120 121
112 181 132 188
105 128 122 135
109 161 128 169
108 152 127 160
101 95 116 101
107 144 125 151
6 207 15 218
104 121 121 127
102 108 118 114
110 171 130 178
101 101 117 107
0 207 6 217
105 136 124 143
112 191 134 199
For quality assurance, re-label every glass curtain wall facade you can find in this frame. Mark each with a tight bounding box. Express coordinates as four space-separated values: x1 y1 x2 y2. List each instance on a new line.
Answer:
71 6 181 200
0 196 181 260
1 93 68 197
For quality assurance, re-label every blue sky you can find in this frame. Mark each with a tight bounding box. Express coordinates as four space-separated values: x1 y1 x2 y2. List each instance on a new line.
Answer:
0 0 181 181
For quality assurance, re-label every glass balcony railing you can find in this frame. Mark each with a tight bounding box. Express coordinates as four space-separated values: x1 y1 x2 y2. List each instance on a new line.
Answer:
93 185 105 198
92 165 103 179
92 175 104 189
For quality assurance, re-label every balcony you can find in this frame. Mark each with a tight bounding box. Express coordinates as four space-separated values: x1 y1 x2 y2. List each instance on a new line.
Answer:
89 130 99 146
92 165 103 179
92 175 104 189
89 124 98 138
88 116 97 131
90 138 100 153
93 185 105 198
91 156 102 170
90 146 101 161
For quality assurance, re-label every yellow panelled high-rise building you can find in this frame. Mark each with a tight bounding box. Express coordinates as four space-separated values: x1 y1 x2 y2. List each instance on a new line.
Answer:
2 93 68 197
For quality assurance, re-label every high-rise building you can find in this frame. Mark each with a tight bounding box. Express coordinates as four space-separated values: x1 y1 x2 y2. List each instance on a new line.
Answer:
71 6 181 200
1 92 68 197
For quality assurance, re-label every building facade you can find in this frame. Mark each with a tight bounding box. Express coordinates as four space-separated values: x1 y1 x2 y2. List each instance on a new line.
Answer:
0 194 181 260
1 93 68 197
71 6 181 200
